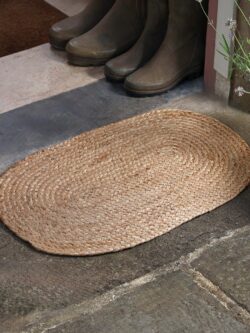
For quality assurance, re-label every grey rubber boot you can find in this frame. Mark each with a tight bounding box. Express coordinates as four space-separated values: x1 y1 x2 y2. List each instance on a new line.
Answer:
49 0 115 50
105 0 168 82
124 0 208 96
66 0 147 66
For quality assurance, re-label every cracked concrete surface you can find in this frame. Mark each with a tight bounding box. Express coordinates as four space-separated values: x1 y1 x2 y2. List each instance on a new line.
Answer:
0 88 249 332
2 226 250 333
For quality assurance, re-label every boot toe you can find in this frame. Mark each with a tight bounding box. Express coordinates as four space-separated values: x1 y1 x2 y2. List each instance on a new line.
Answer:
49 22 75 50
66 35 117 66
67 37 99 57
105 59 135 81
124 70 162 95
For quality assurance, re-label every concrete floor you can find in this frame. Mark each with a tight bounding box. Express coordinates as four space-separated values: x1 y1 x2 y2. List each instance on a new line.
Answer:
45 0 86 16
0 3 249 328
0 85 249 332
0 46 104 114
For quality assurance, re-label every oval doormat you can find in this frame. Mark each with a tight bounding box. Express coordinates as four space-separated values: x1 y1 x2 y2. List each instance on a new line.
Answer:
0 110 249 256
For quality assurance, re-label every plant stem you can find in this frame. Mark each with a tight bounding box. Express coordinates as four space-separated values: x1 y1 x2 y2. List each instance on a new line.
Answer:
234 0 250 26
199 3 217 32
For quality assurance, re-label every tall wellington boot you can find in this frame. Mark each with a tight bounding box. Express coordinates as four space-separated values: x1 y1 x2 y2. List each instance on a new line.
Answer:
49 0 115 50
66 0 146 66
105 0 168 82
124 0 208 95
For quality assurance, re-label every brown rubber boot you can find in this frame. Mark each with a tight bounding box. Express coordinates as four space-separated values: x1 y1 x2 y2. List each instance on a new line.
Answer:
66 0 147 66
124 0 208 95
104 0 168 82
49 0 115 50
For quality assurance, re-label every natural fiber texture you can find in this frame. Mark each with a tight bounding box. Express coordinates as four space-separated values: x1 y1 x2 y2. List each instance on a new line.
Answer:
0 110 249 256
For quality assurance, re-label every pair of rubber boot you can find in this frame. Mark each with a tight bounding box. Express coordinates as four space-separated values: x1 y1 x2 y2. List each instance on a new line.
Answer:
49 0 207 96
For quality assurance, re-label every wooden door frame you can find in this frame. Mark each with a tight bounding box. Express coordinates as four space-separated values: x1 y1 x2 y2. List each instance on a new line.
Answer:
204 0 218 92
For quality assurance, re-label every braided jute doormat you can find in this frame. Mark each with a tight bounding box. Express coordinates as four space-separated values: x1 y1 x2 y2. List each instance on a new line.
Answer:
0 110 249 256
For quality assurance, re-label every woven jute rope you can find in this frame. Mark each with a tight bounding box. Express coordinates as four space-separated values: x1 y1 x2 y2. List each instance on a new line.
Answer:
0 110 249 256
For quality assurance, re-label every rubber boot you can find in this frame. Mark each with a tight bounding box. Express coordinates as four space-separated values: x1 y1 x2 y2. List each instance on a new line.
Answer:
104 0 168 82
49 0 115 50
124 0 208 95
66 0 147 66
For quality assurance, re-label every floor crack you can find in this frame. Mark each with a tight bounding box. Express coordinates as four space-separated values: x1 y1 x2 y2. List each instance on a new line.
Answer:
182 265 250 327
4 225 249 333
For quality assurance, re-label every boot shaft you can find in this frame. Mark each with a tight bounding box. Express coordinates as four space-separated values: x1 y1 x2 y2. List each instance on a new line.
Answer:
103 0 147 27
166 0 208 42
145 0 169 27
134 0 148 21
114 0 147 16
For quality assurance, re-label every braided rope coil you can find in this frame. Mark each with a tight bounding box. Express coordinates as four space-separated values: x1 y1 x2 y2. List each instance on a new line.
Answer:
0 110 249 256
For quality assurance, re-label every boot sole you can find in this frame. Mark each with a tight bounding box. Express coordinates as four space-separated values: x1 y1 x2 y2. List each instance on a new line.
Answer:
125 65 203 97
67 53 111 67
